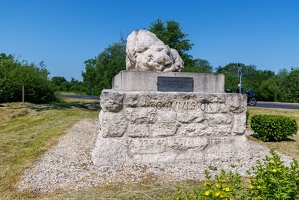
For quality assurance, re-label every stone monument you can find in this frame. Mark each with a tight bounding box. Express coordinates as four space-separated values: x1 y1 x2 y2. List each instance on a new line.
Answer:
92 30 265 179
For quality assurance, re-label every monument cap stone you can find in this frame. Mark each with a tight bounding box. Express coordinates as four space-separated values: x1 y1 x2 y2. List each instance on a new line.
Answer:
113 70 225 93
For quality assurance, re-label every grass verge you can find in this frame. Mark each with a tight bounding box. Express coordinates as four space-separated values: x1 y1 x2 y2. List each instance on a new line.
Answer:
0 100 99 199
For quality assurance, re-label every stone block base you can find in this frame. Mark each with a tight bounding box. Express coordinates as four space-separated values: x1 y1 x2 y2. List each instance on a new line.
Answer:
92 90 251 167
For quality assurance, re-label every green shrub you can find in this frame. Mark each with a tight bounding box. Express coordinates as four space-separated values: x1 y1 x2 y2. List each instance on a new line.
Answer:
250 114 298 141
173 150 299 200
174 169 245 199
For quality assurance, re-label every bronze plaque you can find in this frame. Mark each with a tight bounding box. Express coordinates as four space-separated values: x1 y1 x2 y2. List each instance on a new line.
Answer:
157 76 193 92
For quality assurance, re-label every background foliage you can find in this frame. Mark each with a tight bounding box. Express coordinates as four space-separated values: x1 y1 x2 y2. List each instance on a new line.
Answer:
0 53 57 103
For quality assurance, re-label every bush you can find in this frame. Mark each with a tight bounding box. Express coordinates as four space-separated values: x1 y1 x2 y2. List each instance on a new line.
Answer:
175 169 245 199
0 53 58 103
250 114 298 141
174 150 299 199
247 149 299 199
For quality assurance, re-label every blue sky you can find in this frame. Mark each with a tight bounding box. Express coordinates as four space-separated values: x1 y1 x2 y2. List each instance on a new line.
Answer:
1 0 299 81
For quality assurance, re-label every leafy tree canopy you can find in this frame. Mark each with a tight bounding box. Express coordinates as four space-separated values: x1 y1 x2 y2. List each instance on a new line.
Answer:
0 53 57 103
148 18 194 56
82 40 126 96
148 18 207 71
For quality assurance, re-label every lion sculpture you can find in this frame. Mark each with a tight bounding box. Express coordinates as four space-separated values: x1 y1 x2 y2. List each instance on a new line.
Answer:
126 30 184 72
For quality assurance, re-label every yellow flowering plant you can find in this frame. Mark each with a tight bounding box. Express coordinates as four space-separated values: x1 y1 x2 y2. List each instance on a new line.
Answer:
246 149 299 199
174 169 245 199
174 150 299 200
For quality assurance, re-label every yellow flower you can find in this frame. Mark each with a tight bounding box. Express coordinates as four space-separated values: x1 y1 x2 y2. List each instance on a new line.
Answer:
257 196 262 199
276 162 280 164
205 190 211 196
271 168 277 173
216 184 220 188
257 186 261 189
215 191 221 197
204 182 210 186
223 187 230 192
249 185 254 189
258 179 264 183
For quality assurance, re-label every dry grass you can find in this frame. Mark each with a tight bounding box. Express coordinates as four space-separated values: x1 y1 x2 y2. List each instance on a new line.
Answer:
0 103 298 199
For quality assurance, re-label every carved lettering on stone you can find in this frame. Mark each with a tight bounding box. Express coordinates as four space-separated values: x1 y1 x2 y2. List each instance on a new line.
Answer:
151 123 178 137
207 113 233 124
179 123 208 136
125 107 156 124
127 124 151 138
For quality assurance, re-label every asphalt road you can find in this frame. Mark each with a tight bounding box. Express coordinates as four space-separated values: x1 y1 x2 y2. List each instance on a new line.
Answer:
254 101 299 110
60 94 299 110
59 94 99 100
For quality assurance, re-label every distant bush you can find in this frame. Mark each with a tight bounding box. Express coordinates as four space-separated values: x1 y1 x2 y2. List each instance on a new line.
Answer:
251 114 298 141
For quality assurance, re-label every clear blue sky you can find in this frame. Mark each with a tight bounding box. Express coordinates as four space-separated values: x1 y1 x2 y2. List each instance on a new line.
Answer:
1 0 299 81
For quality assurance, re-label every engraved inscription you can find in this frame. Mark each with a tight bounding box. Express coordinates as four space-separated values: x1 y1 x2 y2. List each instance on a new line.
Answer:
208 137 235 145
126 138 167 154
205 150 238 161
127 124 151 138
126 137 208 154
168 137 208 151
151 123 178 137
146 100 228 112
134 153 176 163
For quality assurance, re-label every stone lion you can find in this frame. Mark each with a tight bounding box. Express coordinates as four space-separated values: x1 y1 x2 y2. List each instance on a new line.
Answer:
126 30 184 72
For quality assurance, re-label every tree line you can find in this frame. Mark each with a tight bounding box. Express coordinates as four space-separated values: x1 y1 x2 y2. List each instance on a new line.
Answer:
1 19 298 103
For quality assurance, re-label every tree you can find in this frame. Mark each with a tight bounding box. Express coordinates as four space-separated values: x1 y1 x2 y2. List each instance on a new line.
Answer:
215 63 277 101
51 76 70 92
283 67 299 102
184 59 213 73
148 18 197 69
82 40 126 96
0 53 57 103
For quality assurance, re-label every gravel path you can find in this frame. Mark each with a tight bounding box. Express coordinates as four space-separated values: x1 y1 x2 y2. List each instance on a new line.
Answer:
16 119 294 194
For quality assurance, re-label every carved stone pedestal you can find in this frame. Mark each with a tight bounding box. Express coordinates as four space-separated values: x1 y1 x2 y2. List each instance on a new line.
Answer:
92 71 264 171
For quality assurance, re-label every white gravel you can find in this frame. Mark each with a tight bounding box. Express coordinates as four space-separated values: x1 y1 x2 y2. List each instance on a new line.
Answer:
16 119 294 194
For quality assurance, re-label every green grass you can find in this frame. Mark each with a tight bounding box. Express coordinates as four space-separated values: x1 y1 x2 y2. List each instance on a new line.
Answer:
0 103 299 199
